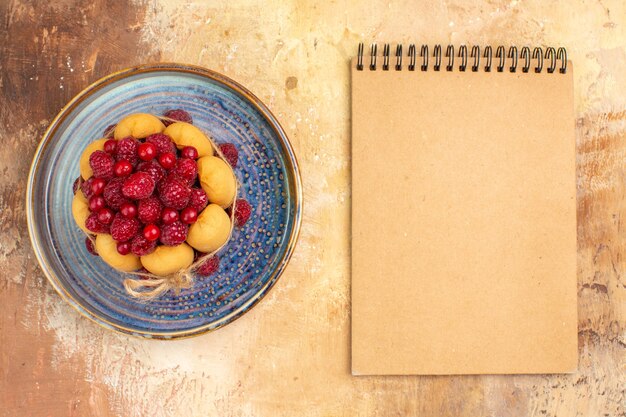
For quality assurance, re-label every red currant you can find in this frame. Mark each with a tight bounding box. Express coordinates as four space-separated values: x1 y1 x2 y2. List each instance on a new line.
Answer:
85 237 98 256
114 160 133 177
116 241 131 255
104 139 117 154
158 152 176 169
90 177 106 196
143 224 161 241
161 207 179 225
138 142 157 161
88 195 105 211
180 207 198 224
97 208 114 224
181 146 198 159
120 202 138 219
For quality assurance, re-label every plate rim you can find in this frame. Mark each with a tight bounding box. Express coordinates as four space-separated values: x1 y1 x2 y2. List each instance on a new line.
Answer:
26 62 303 339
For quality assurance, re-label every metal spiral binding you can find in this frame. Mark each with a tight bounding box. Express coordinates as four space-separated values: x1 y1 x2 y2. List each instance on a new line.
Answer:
445 45 454 71
458 45 468 72
356 42 568 74
508 46 518 73
420 45 428 71
395 44 403 70
496 46 505 72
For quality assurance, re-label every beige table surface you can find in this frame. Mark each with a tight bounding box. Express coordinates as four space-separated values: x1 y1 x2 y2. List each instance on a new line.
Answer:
0 1 624 416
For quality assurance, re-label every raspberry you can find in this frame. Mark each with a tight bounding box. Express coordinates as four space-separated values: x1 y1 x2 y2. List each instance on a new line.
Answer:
89 150 115 179
103 124 117 138
80 177 96 199
234 199 252 227
188 188 208 212
136 160 166 184
218 143 238 168
115 137 139 166
172 158 197 185
196 255 219 277
85 237 98 256
110 214 140 242
85 213 110 234
73 177 82 195
103 178 130 210
159 221 188 246
122 172 156 200
130 234 157 256
158 176 191 210
162 109 193 126
146 133 176 155
138 197 162 224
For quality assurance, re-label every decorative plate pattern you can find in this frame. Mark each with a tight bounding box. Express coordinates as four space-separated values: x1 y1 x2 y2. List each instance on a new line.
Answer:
26 64 302 339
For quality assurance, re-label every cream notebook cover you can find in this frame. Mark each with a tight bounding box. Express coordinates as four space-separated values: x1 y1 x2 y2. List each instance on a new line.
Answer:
351 44 577 375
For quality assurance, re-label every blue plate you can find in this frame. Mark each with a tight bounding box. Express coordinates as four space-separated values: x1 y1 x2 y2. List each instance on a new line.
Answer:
26 64 302 339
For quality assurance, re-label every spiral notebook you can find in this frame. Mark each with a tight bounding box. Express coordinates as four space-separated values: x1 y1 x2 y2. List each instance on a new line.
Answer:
351 43 577 375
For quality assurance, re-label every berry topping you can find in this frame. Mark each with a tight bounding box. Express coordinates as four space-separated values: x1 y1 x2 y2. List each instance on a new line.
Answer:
97 208 114 225
162 109 193 126
88 195 105 211
180 207 198 224
102 178 130 210
115 137 139 166
89 150 115 179
136 160 166 184
159 221 188 246
196 255 219 277
188 188 208 212
218 143 238 168
113 160 133 177
146 133 176 155
80 177 96 199
158 176 191 210
116 241 131 255
143 224 161 241
160 207 179 225
103 139 117 154
181 146 198 159
138 197 162 224
72 177 82 195
110 214 140 242
120 202 138 219
157 152 176 169
85 237 98 256
103 124 117 138
138 142 157 161
234 199 252 227
122 172 156 200
90 177 106 196
172 158 197 185
85 213 110 234
130 234 157 256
